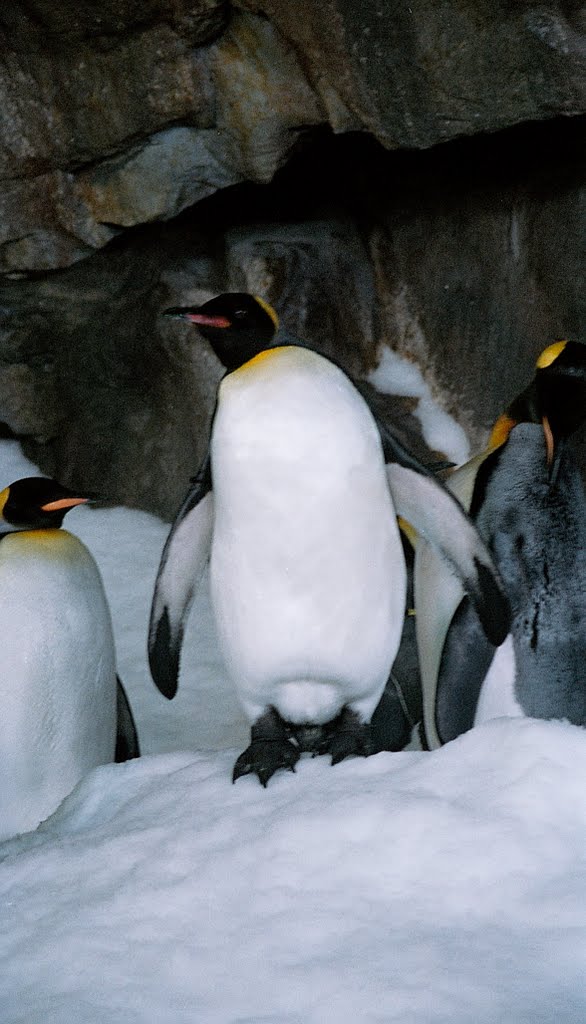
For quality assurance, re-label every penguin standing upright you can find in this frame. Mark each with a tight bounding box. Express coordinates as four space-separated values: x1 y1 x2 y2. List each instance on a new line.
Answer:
414 341 586 748
0 477 139 841
149 293 510 785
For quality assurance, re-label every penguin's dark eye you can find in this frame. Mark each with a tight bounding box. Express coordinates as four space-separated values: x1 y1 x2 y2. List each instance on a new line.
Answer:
233 309 248 320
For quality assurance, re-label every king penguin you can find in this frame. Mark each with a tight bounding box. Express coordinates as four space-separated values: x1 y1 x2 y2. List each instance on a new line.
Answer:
0 477 139 841
149 292 510 785
414 340 586 748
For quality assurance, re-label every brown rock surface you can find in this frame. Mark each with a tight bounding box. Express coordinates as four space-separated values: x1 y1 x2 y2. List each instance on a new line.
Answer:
240 0 586 146
0 1 584 273
0 119 583 519
0 3 323 273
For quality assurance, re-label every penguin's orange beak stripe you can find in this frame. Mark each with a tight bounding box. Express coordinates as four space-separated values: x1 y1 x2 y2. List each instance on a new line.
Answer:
182 313 231 328
542 415 555 467
41 497 89 512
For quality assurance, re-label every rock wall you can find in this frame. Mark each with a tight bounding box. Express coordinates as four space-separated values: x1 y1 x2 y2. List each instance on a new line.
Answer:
0 1 584 273
0 2 584 516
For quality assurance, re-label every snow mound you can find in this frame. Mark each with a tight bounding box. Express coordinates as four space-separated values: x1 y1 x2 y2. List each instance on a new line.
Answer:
368 347 470 466
1 717 585 1024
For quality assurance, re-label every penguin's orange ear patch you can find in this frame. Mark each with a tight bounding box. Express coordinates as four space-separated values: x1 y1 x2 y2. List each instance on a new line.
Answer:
253 296 279 331
41 497 89 512
536 340 567 369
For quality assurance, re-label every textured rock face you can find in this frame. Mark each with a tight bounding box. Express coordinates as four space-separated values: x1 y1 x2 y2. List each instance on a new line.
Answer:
0 0 584 273
0 0 225 270
241 0 586 146
0 120 583 519
0 2 322 273
0 212 410 518
0 3 584 516
0 234 222 517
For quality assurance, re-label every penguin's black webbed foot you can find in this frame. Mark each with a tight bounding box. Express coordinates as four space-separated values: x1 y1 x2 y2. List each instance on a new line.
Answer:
232 707 299 787
232 741 299 787
324 707 372 765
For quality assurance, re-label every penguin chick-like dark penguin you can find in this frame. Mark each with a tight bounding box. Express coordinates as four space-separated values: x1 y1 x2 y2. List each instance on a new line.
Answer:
149 293 510 785
414 340 586 748
0 477 139 840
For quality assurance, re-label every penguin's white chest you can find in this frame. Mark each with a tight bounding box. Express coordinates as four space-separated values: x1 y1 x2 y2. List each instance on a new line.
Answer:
0 531 116 840
209 347 406 724
473 634 522 725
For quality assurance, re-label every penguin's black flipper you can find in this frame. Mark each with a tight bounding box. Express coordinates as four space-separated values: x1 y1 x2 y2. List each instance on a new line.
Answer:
386 463 511 647
115 676 140 762
369 681 413 753
435 598 497 745
148 456 214 699
375 415 437 476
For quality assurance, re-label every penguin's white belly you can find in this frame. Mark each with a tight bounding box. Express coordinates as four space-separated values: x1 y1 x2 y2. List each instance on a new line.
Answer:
210 348 406 724
473 634 522 726
0 533 116 840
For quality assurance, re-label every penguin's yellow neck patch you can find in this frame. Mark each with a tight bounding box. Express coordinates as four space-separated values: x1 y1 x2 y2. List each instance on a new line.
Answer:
253 295 279 331
0 486 8 519
488 412 517 449
239 345 293 373
14 528 61 544
2 529 74 561
397 515 418 549
536 340 567 369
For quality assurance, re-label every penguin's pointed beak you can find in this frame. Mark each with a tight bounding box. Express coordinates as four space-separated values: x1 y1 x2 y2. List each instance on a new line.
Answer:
542 416 555 469
41 496 91 513
543 416 565 487
163 308 231 328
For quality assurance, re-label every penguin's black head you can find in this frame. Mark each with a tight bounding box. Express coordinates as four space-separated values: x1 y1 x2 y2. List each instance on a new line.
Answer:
535 340 586 439
163 292 280 372
489 340 586 453
0 477 91 531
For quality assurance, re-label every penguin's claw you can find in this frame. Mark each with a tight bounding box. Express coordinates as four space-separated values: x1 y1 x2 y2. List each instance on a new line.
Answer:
233 707 300 786
329 728 371 765
322 708 372 765
232 739 299 786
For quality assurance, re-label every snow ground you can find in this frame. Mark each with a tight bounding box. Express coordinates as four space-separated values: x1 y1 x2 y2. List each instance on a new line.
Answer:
368 347 471 466
1 440 585 1023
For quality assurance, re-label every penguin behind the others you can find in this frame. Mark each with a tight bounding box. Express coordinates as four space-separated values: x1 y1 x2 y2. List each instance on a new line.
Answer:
0 477 139 841
150 292 510 785
414 340 586 749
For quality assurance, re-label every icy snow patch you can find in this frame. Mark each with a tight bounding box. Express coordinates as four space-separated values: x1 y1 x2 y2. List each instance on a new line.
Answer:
2 443 586 1023
368 346 470 466
0 718 585 1023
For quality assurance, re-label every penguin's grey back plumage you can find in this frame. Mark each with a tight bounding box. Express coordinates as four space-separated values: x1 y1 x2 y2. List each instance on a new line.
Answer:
476 423 586 724
418 421 586 747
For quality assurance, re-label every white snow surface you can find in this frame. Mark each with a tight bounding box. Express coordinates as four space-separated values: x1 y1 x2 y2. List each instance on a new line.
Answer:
1 441 586 1023
368 346 471 466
